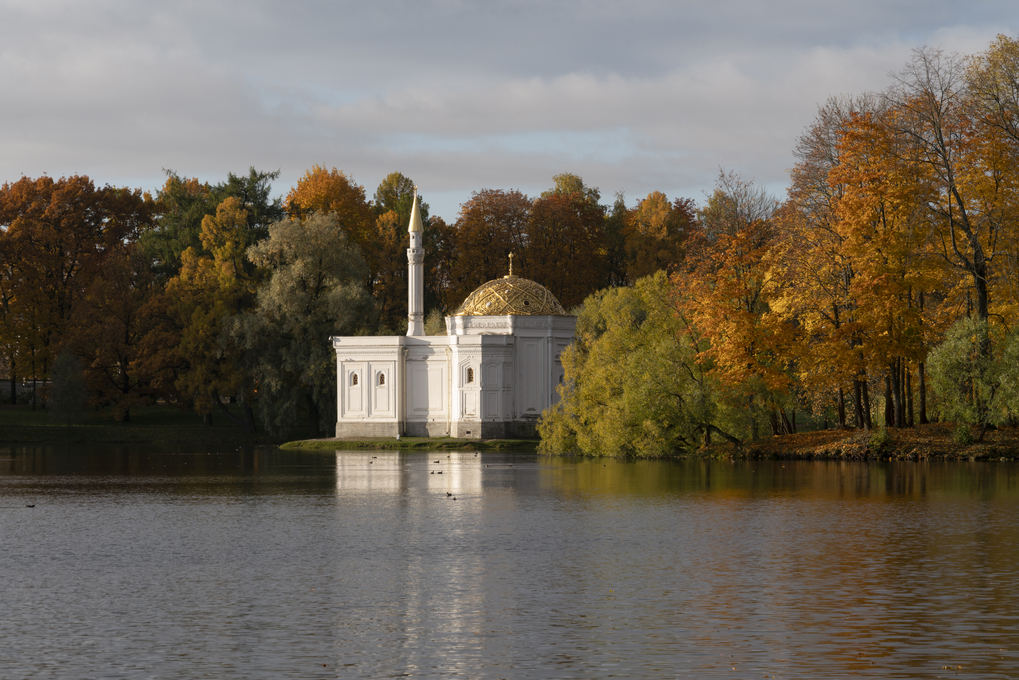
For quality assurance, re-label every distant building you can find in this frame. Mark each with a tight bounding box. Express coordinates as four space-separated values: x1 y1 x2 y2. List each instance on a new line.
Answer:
331 189 576 439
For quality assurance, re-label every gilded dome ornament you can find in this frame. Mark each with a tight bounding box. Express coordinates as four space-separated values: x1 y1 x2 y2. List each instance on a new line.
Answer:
454 255 568 316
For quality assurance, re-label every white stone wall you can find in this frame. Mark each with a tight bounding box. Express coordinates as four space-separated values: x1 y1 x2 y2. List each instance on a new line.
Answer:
333 313 575 439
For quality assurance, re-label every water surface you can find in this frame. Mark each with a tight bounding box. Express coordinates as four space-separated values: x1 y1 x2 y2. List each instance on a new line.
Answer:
1 445 1017 679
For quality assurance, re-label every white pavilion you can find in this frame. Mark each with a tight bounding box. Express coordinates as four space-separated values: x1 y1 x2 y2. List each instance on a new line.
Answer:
331 189 576 439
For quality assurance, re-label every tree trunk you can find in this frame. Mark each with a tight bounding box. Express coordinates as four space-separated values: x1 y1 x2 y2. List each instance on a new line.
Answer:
918 361 928 424
891 362 904 428
243 404 257 435
780 409 794 435
706 423 742 446
213 389 256 433
838 387 846 428
853 381 864 429
862 380 873 430
884 372 894 428
895 358 905 427
906 366 914 427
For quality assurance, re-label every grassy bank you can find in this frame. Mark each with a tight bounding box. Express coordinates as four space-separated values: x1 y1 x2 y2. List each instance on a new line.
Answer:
281 437 539 451
0 404 272 444
6 402 1015 461
704 423 1019 461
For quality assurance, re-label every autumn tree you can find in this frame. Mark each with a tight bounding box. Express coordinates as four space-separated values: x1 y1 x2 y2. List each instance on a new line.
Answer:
773 96 898 429
680 173 792 439
365 209 409 331
161 196 259 429
884 47 1010 325
64 244 167 421
966 35 1019 325
285 165 375 249
775 99 959 431
0 176 156 408
442 189 531 310
525 191 607 309
624 191 695 281
831 110 946 429
141 168 283 279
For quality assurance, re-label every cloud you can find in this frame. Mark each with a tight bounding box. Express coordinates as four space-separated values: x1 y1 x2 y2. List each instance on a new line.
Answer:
0 1 1014 220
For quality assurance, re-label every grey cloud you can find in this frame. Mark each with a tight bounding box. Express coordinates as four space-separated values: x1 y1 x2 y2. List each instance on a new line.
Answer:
0 1 1014 221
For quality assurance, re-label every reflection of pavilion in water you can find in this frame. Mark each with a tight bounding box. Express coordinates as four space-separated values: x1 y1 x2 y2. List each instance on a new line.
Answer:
333 450 538 672
333 451 485 494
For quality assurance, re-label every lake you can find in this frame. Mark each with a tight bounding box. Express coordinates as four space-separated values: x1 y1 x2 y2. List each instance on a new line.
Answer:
1 445 1017 679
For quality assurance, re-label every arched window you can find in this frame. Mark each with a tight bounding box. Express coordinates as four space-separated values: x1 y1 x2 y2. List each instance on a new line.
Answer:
351 373 359 387
466 368 475 384
378 372 386 386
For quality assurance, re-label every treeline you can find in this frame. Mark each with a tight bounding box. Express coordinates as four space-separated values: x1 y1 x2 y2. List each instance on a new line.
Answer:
541 35 1019 455
6 35 1017 448
0 165 690 437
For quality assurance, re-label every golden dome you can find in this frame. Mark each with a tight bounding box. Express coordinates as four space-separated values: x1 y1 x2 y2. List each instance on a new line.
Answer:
454 275 568 316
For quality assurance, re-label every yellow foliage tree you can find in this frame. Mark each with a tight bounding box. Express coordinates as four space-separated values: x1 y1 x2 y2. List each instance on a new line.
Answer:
164 197 257 429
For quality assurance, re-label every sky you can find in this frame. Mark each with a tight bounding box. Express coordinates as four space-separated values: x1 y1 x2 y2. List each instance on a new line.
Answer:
0 0 1015 222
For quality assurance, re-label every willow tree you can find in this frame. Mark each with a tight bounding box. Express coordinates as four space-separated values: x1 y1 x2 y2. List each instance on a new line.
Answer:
539 272 735 458
928 317 1019 440
228 212 374 439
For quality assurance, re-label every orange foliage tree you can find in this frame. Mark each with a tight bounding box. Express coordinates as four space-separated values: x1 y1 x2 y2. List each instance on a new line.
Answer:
678 174 794 437
0 175 156 409
440 189 531 310
524 192 607 310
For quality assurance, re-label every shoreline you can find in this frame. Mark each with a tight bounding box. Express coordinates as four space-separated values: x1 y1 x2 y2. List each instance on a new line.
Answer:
700 423 1019 461
3 414 1016 462
280 437 539 451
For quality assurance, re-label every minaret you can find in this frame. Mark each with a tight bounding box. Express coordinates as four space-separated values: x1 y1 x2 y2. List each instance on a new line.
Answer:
406 186 425 336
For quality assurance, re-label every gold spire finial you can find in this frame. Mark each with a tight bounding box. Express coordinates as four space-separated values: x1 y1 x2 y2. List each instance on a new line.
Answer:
408 186 423 233
505 252 518 279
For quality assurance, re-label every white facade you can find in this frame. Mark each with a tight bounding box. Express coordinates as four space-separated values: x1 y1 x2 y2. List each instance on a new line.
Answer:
331 188 576 439
332 313 575 439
